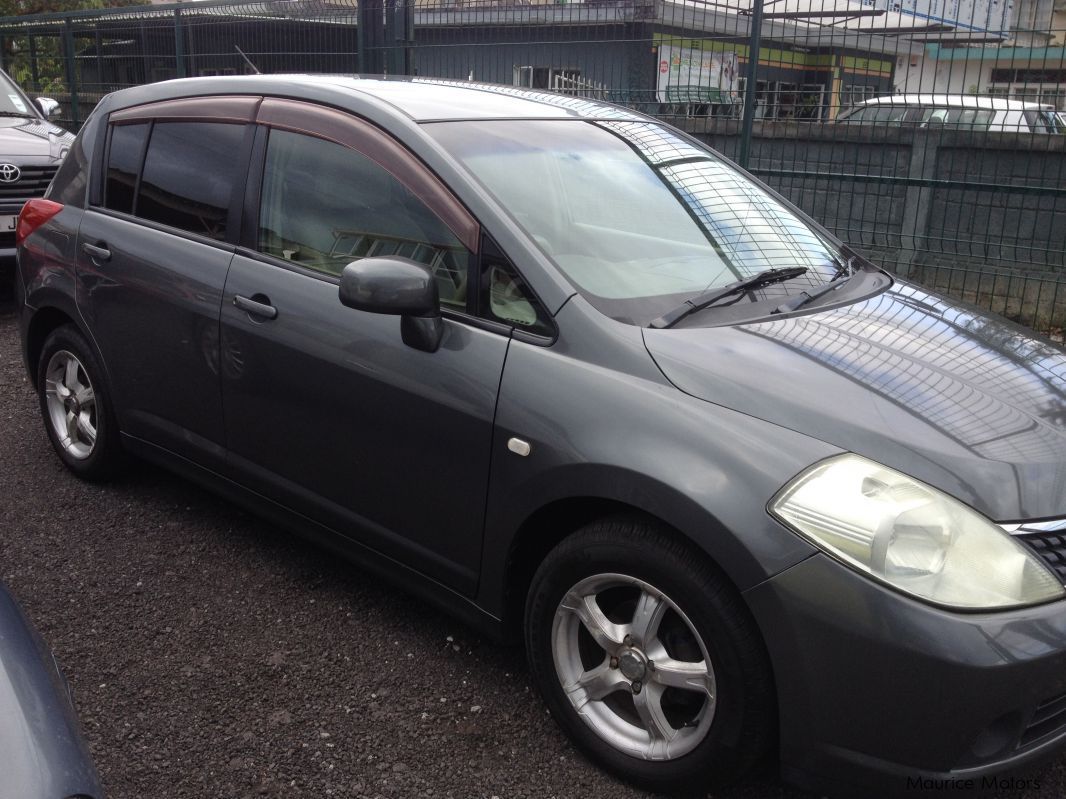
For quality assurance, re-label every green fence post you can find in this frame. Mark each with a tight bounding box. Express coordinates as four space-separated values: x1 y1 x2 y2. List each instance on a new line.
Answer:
174 7 187 78
29 36 40 92
738 0 763 169
94 29 104 93
358 0 385 75
62 19 79 127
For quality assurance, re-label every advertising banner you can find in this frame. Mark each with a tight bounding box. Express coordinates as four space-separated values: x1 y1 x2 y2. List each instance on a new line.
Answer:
657 45 739 104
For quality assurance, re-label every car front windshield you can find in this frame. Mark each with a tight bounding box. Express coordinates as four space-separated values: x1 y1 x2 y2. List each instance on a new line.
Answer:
427 119 842 325
0 72 34 116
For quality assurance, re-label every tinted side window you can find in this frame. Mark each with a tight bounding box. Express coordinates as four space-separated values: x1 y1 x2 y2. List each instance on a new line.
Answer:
137 122 245 241
257 129 470 310
104 122 149 214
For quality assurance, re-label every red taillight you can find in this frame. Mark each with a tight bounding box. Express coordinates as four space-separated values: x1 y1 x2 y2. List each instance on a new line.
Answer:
16 198 64 246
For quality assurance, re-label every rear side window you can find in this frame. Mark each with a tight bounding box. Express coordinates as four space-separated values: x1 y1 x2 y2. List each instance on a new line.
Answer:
105 122 149 214
870 105 909 124
948 108 994 129
838 107 870 123
1024 110 1065 134
917 107 951 126
915 107 995 130
136 122 245 241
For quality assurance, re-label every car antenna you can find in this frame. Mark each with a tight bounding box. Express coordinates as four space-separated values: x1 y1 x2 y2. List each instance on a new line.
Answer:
235 46 261 75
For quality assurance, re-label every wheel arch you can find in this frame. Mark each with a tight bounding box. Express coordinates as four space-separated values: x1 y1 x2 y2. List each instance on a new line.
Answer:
24 304 79 387
483 466 774 644
500 496 654 641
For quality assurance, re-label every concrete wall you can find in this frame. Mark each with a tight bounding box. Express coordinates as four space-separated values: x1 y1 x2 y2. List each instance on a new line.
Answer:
678 116 1066 331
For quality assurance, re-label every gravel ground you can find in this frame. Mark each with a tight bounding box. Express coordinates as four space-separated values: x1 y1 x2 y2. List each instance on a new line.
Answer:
1 303 1064 799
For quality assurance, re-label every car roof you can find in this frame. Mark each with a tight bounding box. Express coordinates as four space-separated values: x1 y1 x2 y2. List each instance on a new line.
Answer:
109 74 648 123
855 94 1054 111
322 76 646 121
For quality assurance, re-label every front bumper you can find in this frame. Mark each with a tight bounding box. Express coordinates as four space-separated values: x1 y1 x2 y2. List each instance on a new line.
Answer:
744 552 1066 797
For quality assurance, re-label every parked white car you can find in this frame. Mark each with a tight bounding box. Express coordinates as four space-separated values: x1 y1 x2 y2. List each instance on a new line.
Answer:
837 94 1065 133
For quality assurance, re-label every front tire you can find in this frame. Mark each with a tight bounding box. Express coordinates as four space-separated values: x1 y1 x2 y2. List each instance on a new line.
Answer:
37 324 123 481
525 517 775 794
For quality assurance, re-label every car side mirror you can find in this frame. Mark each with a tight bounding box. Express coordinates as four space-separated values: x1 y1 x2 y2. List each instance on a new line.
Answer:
34 97 60 119
339 256 443 353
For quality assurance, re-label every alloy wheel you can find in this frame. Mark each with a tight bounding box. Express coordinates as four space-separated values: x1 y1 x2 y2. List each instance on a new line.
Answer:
44 349 98 460
551 572 717 761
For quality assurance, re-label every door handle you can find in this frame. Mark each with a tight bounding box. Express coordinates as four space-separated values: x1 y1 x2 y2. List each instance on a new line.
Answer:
82 242 111 262
233 294 278 320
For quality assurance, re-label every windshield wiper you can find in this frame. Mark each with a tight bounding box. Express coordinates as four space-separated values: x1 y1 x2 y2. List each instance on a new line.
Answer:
772 272 856 315
0 111 35 118
831 252 856 280
649 266 808 329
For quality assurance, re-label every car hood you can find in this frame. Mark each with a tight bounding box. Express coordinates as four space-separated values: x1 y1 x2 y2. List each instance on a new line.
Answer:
643 281 1066 521
0 117 71 156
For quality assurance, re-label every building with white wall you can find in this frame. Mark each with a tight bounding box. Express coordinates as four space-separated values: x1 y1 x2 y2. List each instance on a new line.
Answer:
892 0 1066 108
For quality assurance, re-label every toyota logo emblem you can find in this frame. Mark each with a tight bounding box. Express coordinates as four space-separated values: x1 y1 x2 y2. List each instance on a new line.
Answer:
0 164 19 182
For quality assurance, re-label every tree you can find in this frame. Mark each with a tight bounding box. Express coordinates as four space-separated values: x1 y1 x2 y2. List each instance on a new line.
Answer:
0 0 145 95
0 0 142 17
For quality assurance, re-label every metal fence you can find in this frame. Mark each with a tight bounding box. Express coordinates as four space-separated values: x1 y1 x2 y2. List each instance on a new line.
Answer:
1 0 1065 335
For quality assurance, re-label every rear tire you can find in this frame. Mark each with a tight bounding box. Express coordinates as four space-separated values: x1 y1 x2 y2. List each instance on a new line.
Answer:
525 516 775 794
37 324 124 481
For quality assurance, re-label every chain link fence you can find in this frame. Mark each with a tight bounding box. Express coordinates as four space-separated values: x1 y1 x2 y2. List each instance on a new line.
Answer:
0 0 1064 335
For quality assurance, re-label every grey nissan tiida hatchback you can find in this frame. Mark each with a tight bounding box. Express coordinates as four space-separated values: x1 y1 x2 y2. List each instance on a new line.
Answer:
14 76 1066 796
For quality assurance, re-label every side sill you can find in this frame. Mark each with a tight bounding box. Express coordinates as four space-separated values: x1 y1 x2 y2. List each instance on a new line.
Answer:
120 433 507 642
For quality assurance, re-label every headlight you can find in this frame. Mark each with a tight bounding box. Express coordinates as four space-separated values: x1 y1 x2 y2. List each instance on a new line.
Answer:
771 454 1065 610
48 131 70 161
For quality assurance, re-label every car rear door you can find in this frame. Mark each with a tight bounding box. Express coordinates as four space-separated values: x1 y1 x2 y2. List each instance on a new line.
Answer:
219 100 507 595
76 98 259 471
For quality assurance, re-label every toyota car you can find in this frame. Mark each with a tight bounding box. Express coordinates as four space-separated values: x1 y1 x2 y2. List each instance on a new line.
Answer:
0 67 71 298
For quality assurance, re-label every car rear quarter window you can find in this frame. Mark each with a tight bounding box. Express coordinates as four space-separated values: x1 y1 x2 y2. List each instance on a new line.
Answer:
49 109 100 207
1024 110 1064 134
104 122 149 214
136 121 245 241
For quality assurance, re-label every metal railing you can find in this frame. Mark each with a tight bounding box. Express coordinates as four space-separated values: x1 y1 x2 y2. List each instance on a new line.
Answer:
0 0 1064 336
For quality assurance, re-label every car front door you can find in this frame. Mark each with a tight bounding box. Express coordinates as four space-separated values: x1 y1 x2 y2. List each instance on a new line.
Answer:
219 101 507 594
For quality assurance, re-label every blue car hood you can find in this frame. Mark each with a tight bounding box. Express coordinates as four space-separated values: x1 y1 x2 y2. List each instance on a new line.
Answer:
643 281 1066 521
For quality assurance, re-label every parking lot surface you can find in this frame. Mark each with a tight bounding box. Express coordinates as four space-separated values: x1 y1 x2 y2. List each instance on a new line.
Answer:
1 305 1064 799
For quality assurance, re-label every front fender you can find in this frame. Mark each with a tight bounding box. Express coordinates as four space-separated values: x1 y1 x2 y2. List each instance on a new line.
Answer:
478 307 840 619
